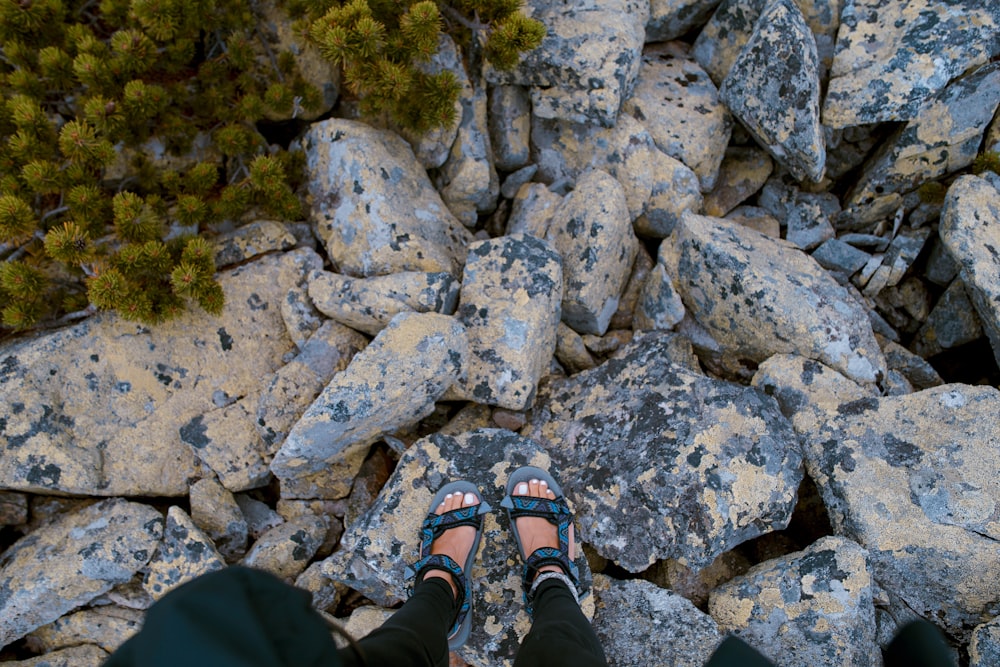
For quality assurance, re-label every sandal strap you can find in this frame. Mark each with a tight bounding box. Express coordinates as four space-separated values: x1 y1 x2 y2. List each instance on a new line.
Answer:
503 495 572 523
416 504 486 556
404 553 469 636
524 546 580 592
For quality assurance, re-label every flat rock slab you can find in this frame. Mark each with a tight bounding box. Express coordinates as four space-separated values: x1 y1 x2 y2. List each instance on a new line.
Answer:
800 384 1000 641
143 506 225 601
939 175 1000 369
822 0 1000 128
0 499 163 648
270 312 467 499
675 212 886 385
719 0 825 183
526 331 803 573
0 252 306 496
709 536 879 667
301 118 473 278
320 428 595 667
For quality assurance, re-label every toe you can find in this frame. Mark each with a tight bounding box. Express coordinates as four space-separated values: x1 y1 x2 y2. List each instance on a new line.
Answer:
462 491 478 508
515 481 529 496
528 478 540 497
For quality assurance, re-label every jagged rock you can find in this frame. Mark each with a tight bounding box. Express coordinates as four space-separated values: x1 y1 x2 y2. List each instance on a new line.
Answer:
822 0 1000 128
970 617 1000 667
525 332 803 572
3 645 108 666
592 575 723 666
812 238 871 277
547 171 638 335
676 212 887 385
0 499 163 648
143 506 226 600
484 0 647 126
270 312 467 499
179 396 270 492
582 330 633 357
622 45 732 192
234 494 285 540
800 384 1000 641
554 322 598 374
307 270 460 336
320 428 596 666
719 0 825 183
448 234 562 410
295 561 345 613
610 244 655 330
489 85 532 171
189 477 248 562
785 192 838 251
0 491 28 526
939 175 1000 367
506 182 562 238
646 0 720 43
633 263 686 331
277 500 345 559
924 237 961 286
256 320 368 453
709 536 879 667
277 248 325 352
646 550 752 610
240 514 327 581
847 63 1000 214
860 228 931 298
910 279 984 359
27 606 142 654
877 336 943 391
343 446 393 528
691 0 765 85
435 68 500 226
703 146 773 217
533 114 703 237
725 206 780 238
500 165 539 200
0 252 306 496
102 578 154 612
301 118 473 278
826 126 881 182
213 220 298 268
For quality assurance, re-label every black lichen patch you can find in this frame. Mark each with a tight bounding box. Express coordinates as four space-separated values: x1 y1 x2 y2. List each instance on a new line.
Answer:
24 455 62 487
179 415 211 450
5 405 75 450
217 327 234 351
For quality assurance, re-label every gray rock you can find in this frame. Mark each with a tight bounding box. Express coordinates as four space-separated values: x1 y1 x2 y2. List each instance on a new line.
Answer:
709 536 880 667
0 252 308 496
554 322 598 374
276 499 344 559
592 575 722 666
646 0 721 43
939 175 1000 367
483 0 647 126
691 0 766 85
178 396 270 492
143 506 226 600
241 514 327 581
703 147 773 217
547 171 638 335
102 578 154 612
725 205 780 239
800 384 1000 641
719 0 826 183
610 243 655 330
532 114 703 237
189 477 248 562
877 336 943 391
825 125 880 182
234 494 284 540
970 617 1000 667
506 182 562 238
396 34 463 170
526 332 803 572
822 0 1000 128
785 191 839 251
295 561 345 613
622 45 732 192
308 270 460 336
812 238 871 276
0 499 163 647
2 645 108 666
910 279 984 359
676 212 887 385
847 63 1000 214
277 248 326 352
0 491 28 526
256 320 368 453
270 312 468 499
860 228 931 298
213 220 297 268
320 428 596 666
925 238 961 287
301 118 473 278
500 165 538 200
489 85 532 172
28 605 142 654
449 234 562 410
633 263 686 331
840 233 890 253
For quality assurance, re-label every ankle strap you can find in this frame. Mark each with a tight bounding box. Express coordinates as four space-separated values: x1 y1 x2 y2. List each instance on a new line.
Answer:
528 571 580 610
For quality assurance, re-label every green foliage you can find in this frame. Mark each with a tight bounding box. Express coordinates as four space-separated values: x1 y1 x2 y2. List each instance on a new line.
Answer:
1 0 319 332
917 181 947 205
304 0 544 132
971 150 1000 176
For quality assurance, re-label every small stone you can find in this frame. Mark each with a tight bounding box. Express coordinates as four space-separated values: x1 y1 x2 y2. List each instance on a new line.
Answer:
143 506 227 601
241 514 328 581
812 238 871 276
491 409 526 431
924 238 961 286
344 446 394 528
189 477 249 562
213 220 297 268
725 205 780 238
610 243 654 330
910 279 984 359
500 164 538 200
692 0 767 85
877 335 943 390
505 182 562 238
703 147 774 217
0 490 28 526
646 0 719 43
28 606 143 655
489 85 532 171
277 500 345 559
839 233 890 252
784 191 839 251
633 263 686 331
554 322 598 374
581 330 634 356
234 494 285 540
178 397 270 492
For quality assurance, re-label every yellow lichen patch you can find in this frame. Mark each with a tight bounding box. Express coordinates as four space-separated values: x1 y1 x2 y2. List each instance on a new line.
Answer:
712 596 756 630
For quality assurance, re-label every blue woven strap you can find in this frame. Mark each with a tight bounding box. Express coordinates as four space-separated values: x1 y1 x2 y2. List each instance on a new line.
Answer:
502 494 580 609
404 553 468 637
415 504 483 557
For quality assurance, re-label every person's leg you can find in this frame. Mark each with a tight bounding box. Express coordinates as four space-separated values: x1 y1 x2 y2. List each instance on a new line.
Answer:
509 476 608 667
340 490 480 667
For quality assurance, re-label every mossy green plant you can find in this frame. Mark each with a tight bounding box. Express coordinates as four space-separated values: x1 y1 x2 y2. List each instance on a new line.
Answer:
971 150 1000 176
0 0 316 331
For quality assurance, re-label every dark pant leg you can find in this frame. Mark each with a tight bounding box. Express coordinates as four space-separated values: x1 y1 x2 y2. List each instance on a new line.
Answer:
884 620 955 667
513 579 608 667
339 577 457 667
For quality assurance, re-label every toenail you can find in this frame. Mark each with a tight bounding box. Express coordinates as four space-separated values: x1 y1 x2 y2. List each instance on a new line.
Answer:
517 483 529 495
464 492 476 504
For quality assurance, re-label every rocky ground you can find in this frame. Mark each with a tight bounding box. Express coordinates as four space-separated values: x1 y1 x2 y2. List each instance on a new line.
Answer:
2 0 1000 665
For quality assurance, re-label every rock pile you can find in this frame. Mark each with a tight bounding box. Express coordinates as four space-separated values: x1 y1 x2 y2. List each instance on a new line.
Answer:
2 0 1000 665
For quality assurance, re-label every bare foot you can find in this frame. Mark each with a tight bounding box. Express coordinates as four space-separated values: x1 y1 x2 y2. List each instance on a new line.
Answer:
512 478 575 576
423 490 479 599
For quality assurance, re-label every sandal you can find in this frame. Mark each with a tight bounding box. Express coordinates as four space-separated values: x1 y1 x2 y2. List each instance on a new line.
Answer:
404 480 491 649
500 466 581 613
